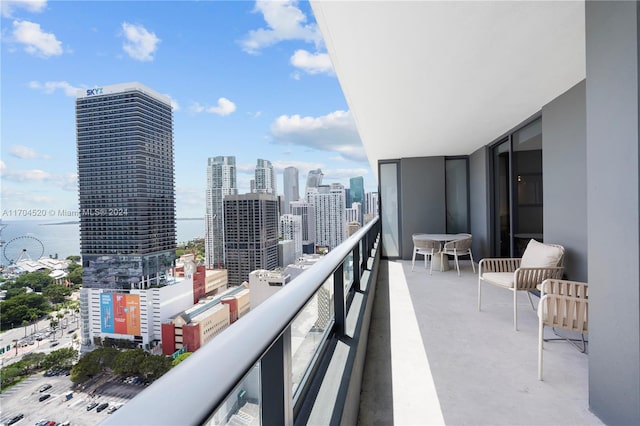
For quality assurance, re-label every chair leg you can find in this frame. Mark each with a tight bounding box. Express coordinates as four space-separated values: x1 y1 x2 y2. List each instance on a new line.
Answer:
423 253 427 269
538 323 544 380
527 292 536 311
514 290 518 331
469 251 476 273
454 254 460 276
429 254 433 275
411 249 416 271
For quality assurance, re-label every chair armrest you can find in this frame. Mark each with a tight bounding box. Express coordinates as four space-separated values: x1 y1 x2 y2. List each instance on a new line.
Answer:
514 267 564 291
478 258 521 274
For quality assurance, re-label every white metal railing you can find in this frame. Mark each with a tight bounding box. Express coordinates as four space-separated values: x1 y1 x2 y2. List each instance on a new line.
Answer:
103 218 380 425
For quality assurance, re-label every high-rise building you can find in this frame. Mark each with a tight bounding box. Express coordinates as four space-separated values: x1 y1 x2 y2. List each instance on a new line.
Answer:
346 202 361 225
255 158 277 195
309 183 347 251
290 201 316 250
205 156 238 269
76 82 176 345
305 168 323 195
224 193 279 286
350 176 365 224
365 191 379 218
280 214 303 261
283 166 300 214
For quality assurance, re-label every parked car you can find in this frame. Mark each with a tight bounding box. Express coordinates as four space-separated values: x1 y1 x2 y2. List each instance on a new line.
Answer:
86 401 98 411
39 384 52 392
96 402 109 413
6 413 24 425
107 404 121 414
38 394 51 402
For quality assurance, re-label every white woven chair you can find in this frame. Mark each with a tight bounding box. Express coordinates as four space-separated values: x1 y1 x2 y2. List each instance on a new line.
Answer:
411 234 441 275
478 239 565 330
442 235 475 276
538 279 588 380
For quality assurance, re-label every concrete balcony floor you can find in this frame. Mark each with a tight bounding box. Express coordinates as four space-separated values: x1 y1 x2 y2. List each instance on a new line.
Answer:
358 259 603 425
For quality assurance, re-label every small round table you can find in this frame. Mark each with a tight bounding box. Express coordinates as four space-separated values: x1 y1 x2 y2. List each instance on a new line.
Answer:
413 234 467 272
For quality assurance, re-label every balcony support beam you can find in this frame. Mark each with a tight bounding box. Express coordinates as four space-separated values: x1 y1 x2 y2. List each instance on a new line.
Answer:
261 327 293 425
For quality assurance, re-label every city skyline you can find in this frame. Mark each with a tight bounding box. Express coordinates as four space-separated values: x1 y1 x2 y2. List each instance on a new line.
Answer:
0 0 376 219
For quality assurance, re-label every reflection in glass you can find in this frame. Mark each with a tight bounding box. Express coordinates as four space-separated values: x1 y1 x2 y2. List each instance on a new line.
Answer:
291 278 334 398
380 162 399 257
205 362 261 425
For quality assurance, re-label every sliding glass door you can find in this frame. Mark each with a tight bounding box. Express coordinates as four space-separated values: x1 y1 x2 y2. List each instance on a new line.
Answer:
492 117 543 257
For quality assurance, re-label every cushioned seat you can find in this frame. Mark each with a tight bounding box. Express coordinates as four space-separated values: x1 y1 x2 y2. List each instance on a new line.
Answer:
478 239 565 330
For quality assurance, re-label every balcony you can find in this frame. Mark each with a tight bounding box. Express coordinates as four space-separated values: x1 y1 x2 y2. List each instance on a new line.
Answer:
103 218 601 425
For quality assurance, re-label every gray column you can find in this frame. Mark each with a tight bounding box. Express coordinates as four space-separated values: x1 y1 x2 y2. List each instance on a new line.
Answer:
586 2 640 424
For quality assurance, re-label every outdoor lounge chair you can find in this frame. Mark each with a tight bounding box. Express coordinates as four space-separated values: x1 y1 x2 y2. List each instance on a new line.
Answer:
538 278 588 380
442 234 475 276
411 234 441 275
478 239 565 330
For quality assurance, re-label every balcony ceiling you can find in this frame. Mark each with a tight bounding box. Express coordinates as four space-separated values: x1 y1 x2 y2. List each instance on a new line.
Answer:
311 1 586 176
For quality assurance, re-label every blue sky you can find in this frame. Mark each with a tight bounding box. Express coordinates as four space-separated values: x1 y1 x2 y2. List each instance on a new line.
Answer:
0 0 376 219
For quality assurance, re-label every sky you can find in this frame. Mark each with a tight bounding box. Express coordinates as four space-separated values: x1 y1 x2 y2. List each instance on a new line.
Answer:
0 0 377 219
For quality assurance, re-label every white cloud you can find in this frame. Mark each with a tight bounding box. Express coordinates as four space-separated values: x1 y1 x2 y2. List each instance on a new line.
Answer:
270 110 367 162
12 20 63 57
28 80 80 97
0 164 76 190
1 0 47 18
190 98 236 116
10 144 50 159
271 160 324 174
121 22 160 62
290 50 333 75
240 0 323 54
164 94 180 111
323 168 371 181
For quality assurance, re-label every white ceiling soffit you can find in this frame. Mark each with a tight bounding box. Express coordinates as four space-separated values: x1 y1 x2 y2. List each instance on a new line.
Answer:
311 0 586 175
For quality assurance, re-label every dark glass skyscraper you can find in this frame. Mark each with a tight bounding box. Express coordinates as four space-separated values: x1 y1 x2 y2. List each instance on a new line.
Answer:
349 176 365 224
76 82 176 290
223 193 279 286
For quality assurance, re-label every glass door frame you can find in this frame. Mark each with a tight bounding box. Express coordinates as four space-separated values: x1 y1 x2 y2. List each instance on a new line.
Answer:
488 113 542 258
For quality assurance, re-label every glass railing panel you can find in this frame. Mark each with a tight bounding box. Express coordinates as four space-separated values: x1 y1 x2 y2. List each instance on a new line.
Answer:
204 362 262 425
291 276 334 398
344 252 354 292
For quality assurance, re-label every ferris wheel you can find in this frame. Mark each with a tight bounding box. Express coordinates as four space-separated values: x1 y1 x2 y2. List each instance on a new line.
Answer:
3 235 45 265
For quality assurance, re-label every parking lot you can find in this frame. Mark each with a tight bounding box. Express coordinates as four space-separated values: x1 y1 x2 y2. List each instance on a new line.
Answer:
0 371 146 426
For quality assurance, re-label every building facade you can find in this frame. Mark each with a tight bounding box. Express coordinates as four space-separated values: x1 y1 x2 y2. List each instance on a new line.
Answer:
75 82 176 346
205 156 238 269
280 214 303 261
309 183 347 251
255 158 277 195
349 176 365 223
305 168 323 195
224 193 279 286
290 201 316 250
283 166 300 214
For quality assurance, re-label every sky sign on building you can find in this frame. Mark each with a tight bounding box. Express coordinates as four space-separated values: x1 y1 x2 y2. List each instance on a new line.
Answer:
100 292 141 336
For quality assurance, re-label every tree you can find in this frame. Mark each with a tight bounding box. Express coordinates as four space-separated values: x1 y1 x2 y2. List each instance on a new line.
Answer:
0 293 49 327
171 352 193 367
67 267 82 285
43 284 72 304
21 352 46 372
42 347 77 370
141 354 173 380
66 255 81 262
15 272 54 292
113 349 146 376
